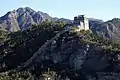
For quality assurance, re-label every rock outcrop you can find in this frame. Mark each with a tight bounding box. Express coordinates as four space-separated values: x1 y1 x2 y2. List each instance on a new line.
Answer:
90 18 120 42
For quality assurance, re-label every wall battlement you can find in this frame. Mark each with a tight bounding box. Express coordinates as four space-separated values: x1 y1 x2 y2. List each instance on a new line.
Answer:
73 15 89 30
66 15 89 31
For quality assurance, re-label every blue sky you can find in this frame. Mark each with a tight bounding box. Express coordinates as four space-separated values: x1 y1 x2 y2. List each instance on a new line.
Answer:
0 0 120 21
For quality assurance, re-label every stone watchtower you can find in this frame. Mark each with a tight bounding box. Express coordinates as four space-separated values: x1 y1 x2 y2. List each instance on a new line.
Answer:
73 15 89 30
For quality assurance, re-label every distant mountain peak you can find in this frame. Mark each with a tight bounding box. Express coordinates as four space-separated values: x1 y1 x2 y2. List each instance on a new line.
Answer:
16 7 35 15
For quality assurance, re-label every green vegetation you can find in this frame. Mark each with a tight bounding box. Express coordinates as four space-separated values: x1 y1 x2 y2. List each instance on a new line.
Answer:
0 29 8 44
0 21 66 71
72 29 120 51
0 71 35 80
0 22 120 79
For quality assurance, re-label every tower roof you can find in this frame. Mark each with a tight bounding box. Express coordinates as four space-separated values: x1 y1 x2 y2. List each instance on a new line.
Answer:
78 15 84 17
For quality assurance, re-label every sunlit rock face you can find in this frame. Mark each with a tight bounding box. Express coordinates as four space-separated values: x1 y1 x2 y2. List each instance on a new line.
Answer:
0 7 53 32
0 11 20 32
0 7 73 32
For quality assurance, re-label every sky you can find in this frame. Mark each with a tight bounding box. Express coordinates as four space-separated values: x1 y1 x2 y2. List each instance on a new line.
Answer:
0 0 120 21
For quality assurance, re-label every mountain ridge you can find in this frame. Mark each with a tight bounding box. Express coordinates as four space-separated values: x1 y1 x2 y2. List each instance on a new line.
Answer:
0 7 103 32
0 7 120 42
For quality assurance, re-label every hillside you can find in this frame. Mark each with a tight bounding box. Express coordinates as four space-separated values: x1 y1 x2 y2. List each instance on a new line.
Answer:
0 21 66 72
0 22 119 79
91 18 120 43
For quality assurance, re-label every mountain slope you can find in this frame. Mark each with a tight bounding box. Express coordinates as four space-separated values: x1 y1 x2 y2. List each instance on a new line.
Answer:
0 7 73 32
91 18 120 42
0 7 53 32
1 28 120 80
0 10 20 32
